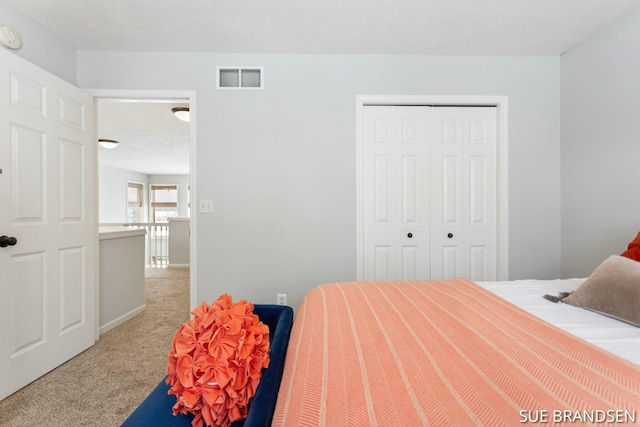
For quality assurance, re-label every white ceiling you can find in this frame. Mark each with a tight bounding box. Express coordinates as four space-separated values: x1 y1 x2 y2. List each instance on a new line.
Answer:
4 0 640 55
97 100 190 176
5 0 640 175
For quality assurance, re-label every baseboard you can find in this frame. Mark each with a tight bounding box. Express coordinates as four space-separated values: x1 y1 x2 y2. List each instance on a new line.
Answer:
99 304 146 335
167 263 190 268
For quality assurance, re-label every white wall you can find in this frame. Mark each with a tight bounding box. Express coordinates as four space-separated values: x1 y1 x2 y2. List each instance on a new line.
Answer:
99 164 148 223
3 0 638 308
99 167 190 222
0 0 76 83
0 2 565 309
149 174 190 218
79 52 562 310
560 8 640 277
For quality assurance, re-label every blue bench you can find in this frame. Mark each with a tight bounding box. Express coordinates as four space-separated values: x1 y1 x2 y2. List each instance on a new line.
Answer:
122 304 294 427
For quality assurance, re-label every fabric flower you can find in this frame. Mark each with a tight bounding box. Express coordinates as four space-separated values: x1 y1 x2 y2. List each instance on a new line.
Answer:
166 294 270 427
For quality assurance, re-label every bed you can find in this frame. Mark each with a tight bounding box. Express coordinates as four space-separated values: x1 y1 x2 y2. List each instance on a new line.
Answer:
272 262 640 426
124 255 640 426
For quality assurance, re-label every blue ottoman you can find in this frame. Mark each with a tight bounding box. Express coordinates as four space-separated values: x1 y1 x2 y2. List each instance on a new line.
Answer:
122 304 294 427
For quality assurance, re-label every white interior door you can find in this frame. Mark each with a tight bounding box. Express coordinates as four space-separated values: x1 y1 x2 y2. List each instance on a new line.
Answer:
430 107 497 280
362 105 497 281
363 106 431 280
0 48 97 400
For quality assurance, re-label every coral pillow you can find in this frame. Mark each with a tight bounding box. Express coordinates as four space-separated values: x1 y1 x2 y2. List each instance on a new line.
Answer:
166 294 270 427
621 231 640 262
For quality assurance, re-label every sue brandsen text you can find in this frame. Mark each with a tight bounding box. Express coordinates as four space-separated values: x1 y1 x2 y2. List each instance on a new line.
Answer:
519 409 636 424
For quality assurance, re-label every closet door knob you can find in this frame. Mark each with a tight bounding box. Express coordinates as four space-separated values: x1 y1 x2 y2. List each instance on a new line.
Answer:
0 235 17 247
407 233 413 238
447 233 453 239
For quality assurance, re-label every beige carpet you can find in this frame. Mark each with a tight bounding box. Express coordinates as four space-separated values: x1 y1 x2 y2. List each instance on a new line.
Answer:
0 267 190 427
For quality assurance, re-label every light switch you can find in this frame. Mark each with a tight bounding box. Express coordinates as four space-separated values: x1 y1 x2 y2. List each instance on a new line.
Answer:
199 199 214 213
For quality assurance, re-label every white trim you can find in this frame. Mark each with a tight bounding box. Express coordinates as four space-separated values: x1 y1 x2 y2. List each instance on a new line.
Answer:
167 263 190 268
88 88 199 310
99 304 146 335
92 99 100 341
98 227 146 240
355 95 509 281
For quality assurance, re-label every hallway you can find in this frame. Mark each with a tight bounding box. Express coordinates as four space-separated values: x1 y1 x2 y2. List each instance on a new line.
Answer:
0 267 190 426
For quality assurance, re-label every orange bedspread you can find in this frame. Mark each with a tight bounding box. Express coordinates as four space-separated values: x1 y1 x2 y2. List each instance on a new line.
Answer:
273 280 640 426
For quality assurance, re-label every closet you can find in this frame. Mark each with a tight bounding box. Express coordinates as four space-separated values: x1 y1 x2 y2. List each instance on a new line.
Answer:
362 105 498 281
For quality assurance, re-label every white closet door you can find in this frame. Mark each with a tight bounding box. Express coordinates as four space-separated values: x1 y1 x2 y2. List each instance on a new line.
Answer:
362 106 431 280
362 105 497 281
430 107 497 281
0 48 97 400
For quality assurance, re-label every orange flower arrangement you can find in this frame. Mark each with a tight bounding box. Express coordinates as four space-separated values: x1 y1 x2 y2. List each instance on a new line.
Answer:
166 294 270 427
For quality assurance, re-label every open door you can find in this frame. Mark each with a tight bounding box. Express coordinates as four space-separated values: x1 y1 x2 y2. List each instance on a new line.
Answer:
0 48 97 400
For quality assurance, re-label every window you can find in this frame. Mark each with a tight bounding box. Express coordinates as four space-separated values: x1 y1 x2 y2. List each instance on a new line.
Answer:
150 184 178 222
127 182 144 223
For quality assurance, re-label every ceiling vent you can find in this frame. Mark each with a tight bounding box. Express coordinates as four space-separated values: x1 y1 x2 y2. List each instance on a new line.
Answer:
217 67 263 90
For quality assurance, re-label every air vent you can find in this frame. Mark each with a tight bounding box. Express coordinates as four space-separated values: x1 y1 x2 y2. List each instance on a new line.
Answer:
217 67 263 90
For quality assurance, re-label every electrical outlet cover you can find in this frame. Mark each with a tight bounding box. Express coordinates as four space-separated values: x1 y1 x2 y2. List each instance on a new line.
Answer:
277 293 287 305
199 199 214 213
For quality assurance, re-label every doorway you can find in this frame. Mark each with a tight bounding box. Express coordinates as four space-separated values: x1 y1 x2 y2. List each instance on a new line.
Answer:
91 89 198 311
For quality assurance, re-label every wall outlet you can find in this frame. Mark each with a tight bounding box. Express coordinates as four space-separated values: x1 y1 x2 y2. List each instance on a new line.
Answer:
277 293 287 306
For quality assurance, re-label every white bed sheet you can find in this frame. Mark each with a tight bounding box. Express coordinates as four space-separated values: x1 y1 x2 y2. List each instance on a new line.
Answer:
477 278 640 366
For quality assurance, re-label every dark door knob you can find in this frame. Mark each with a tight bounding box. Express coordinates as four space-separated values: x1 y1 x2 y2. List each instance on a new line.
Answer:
447 233 453 238
0 235 17 247
407 233 413 238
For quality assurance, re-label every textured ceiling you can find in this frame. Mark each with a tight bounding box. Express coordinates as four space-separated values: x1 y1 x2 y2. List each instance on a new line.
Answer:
5 0 640 176
97 101 190 176
2 0 640 55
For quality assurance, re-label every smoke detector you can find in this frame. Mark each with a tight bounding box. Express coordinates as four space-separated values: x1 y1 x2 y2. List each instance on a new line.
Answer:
0 26 22 50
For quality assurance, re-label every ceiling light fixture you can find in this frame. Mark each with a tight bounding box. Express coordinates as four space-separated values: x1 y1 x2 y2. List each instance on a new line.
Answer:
98 139 120 149
172 107 190 122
